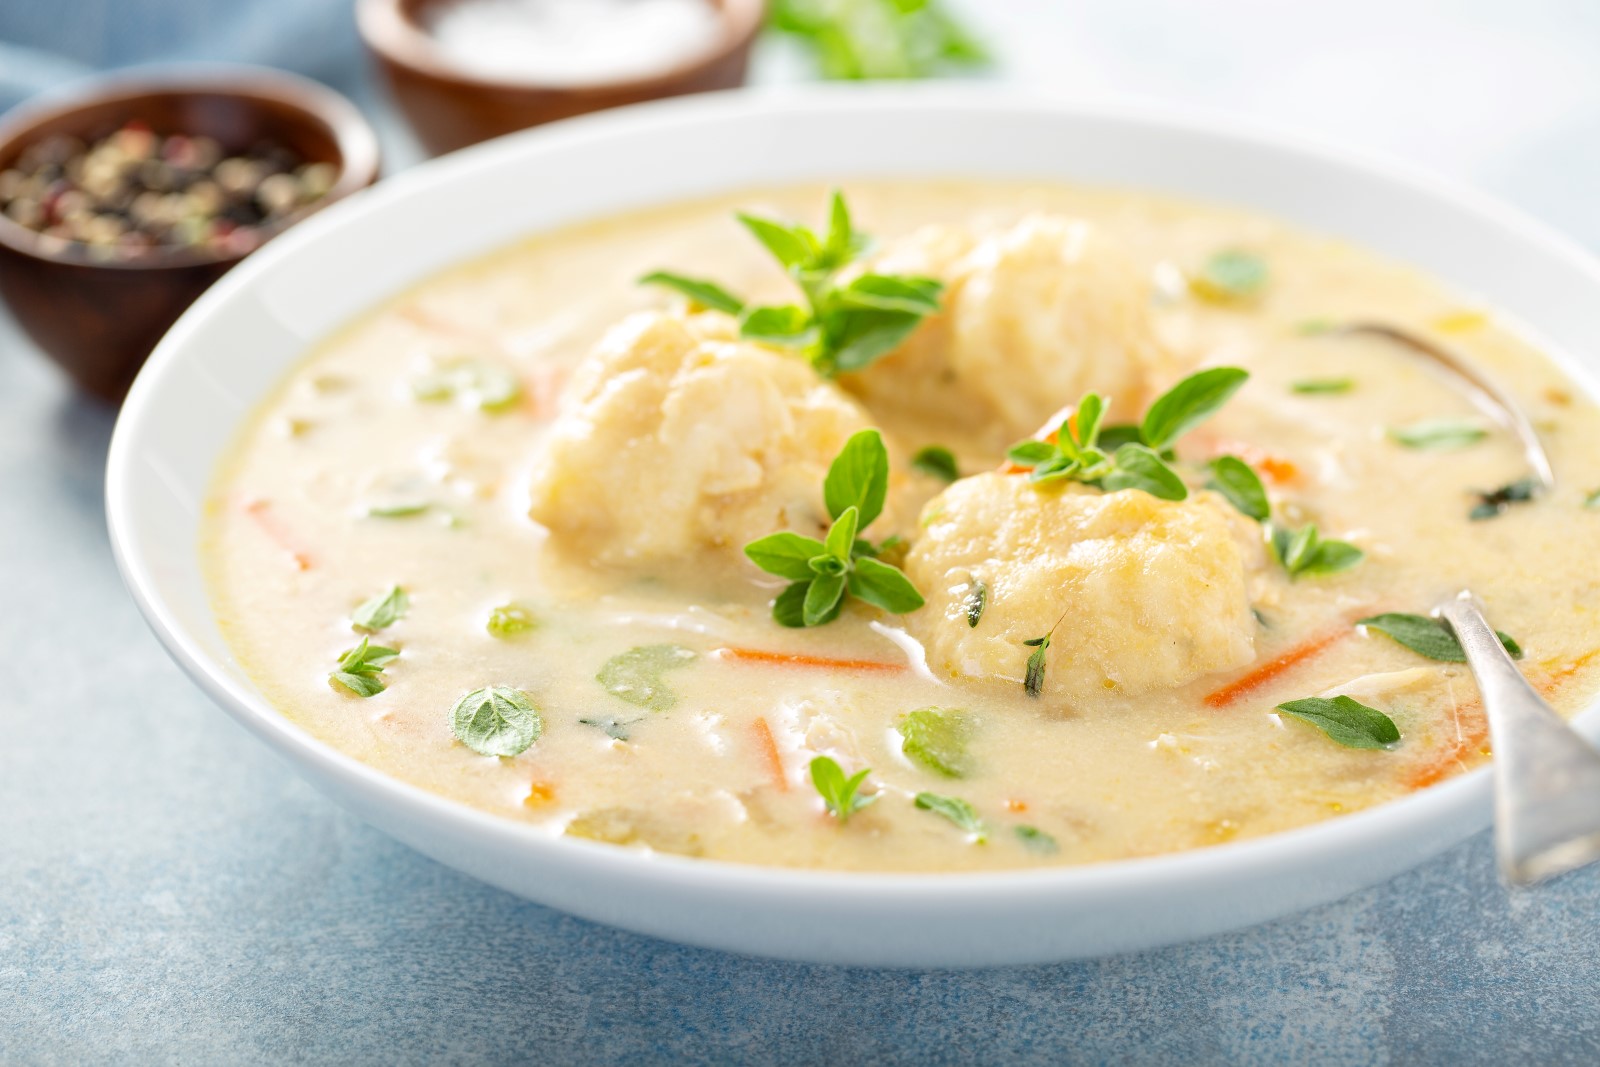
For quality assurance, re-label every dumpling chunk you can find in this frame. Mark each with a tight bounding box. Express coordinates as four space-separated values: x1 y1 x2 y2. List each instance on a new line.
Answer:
529 312 874 567
904 473 1256 701
845 215 1167 447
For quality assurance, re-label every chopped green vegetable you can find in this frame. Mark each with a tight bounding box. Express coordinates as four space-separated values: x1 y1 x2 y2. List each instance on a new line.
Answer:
330 637 398 697
642 191 943 377
1014 825 1059 854
450 686 542 757
411 358 521 412
963 578 986 628
1470 478 1539 521
1267 522 1363 580
1291 378 1354 395
914 792 987 841
810 755 876 823
636 271 744 315
486 603 536 638
1023 633 1051 698
746 430 924 627
1389 418 1489 450
897 707 974 778
1358 613 1522 663
1275 695 1400 750
770 0 990 81
365 502 431 519
1206 455 1269 522
596 644 697 712
351 586 408 632
911 444 960 483
578 716 641 741
1192 250 1268 303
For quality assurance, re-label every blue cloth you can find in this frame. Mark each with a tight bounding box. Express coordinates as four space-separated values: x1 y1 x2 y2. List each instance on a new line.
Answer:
4 4 1600 1064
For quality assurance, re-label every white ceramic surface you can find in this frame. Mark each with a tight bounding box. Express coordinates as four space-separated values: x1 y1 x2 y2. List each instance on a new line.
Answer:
106 88 1600 968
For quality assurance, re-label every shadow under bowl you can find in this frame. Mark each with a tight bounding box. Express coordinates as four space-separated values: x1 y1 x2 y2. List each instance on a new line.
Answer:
0 67 380 402
358 0 765 157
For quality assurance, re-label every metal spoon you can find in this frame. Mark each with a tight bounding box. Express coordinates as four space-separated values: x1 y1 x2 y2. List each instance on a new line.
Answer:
1327 322 1556 492
1436 591 1600 885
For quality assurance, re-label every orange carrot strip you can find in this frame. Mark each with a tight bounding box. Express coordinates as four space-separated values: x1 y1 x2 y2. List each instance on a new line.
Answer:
1189 436 1300 485
715 647 906 672
1203 628 1347 708
242 499 313 571
751 717 788 792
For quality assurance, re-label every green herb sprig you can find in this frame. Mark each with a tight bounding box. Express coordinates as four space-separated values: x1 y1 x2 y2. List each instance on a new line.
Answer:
351 586 408 632
1275 695 1400 750
809 755 876 823
1191 250 1268 303
1358 613 1522 663
1266 521 1364 580
897 707 973 778
450 686 542 757
597 645 697 712
914 792 986 841
642 191 943 378
744 429 924 626
331 637 398 698
770 0 990 81
1389 418 1488 451
1470 478 1538 521
911 444 960 483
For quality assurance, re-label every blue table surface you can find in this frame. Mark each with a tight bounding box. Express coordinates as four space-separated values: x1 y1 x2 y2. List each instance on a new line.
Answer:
4 3 1600 1063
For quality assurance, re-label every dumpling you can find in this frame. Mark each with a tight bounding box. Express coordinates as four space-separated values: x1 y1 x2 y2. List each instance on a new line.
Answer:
528 312 877 568
904 473 1257 701
844 215 1168 450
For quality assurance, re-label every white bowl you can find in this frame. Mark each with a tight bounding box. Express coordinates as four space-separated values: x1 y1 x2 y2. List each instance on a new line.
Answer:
106 88 1600 967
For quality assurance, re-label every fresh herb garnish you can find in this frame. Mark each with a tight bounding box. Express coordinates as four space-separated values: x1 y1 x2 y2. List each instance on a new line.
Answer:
745 429 924 626
330 637 398 697
351 585 408 632
1191 250 1268 303
897 707 974 778
770 0 990 81
411 358 521 412
1207 455 1270 522
1014 825 1059 854
1023 633 1051 698
963 577 986 628
365 502 431 519
1586 488 1600 509
1389 418 1488 450
1266 522 1363 580
911 444 960 483
486 603 536 638
1291 378 1353 395
1006 369 1248 501
450 686 542 757
914 792 987 842
579 715 642 742
1470 478 1538 521
642 191 944 378
809 755 876 823
1358 612 1522 663
1275 695 1400 750
596 644 697 712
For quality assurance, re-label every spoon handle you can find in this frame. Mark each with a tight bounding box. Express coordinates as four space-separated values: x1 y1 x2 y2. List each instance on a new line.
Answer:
1437 591 1600 885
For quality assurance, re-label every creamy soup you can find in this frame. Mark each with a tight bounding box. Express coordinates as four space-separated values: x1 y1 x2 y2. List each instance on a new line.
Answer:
203 181 1600 872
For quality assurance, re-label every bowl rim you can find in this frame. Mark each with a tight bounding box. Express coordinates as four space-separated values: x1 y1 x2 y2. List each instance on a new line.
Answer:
356 0 766 95
106 85 1600 904
0 63 381 272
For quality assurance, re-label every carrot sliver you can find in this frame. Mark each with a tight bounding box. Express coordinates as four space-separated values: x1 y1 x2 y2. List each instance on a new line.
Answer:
715 648 905 672
751 717 788 792
242 499 312 571
1204 628 1346 708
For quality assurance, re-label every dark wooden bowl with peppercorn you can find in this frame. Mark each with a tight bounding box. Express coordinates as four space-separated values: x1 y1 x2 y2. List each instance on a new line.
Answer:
0 68 380 402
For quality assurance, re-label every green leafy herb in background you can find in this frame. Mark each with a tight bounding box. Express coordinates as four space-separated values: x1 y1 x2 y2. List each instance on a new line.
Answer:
745 429 924 626
1275 695 1400 750
1585 488 1600 509
1470 478 1539 521
911 444 960 483
486 603 537 638
1266 521 1363 580
1206 455 1269 522
1014 825 1059 854
914 792 986 841
771 0 990 81
810 755 876 823
1389 418 1488 451
1291 378 1354 395
597 644 697 712
351 585 408 632
330 637 398 697
411 357 521 412
450 686 542 757
1358 613 1522 663
897 707 974 778
1191 250 1268 303
642 191 943 378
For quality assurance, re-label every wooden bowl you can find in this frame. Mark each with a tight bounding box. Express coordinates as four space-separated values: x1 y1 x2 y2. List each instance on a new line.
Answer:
358 0 765 157
0 68 380 402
